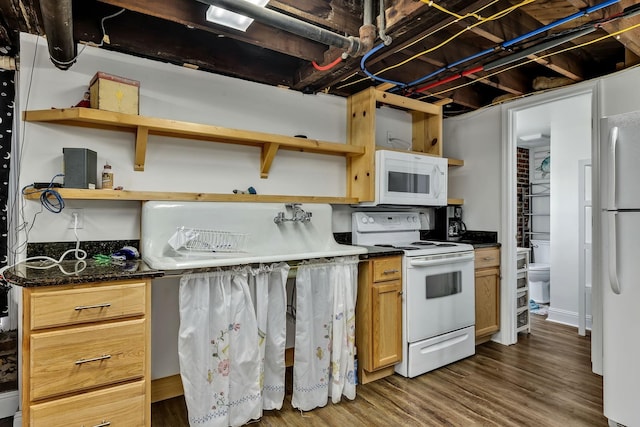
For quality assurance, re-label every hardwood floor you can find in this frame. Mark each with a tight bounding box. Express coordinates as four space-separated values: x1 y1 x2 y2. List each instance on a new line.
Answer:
152 315 606 426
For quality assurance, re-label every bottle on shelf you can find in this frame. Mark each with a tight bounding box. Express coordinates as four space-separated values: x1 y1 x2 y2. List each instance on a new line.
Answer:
102 162 114 190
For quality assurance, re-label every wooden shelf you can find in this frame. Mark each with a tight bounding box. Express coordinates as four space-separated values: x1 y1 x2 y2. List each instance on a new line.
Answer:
23 188 358 204
374 146 463 166
23 108 365 178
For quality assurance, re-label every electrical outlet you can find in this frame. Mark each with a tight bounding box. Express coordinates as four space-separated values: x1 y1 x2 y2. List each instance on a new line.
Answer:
387 131 393 145
68 209 84 229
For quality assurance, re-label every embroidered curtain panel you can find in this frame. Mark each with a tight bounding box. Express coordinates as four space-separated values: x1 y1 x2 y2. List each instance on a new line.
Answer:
292 256 359 411
178 263 289 427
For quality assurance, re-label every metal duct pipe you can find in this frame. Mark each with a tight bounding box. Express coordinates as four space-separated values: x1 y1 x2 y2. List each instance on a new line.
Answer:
197 0 374 56
39 0 76 70
484 26 597 71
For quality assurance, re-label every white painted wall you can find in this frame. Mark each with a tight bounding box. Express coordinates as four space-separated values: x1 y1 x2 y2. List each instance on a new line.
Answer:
443 107 503 233
14 33 425 381
16 34 349 245
547 93 592 326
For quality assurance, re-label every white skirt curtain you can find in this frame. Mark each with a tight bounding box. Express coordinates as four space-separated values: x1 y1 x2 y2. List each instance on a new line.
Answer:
292 255 359 411
178 262 289 427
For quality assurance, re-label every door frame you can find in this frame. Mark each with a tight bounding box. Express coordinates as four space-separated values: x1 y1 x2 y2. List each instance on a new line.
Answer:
501 82 599 346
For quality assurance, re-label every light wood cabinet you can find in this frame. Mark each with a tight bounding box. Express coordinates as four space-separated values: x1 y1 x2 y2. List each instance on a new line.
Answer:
22 279 151 426
474 247 501 344
346 87 464 205
356 255 402 384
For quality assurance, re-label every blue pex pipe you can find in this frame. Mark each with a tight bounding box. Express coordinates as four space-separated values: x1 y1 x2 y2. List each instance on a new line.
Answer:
361 0 620 89
360 43 407 88
502 0 620 48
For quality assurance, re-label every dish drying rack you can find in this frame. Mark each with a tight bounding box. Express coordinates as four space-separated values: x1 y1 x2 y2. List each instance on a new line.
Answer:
178 228 249 253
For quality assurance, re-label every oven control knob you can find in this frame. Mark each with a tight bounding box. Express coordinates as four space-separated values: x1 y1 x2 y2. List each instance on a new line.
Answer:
361 216 368 224
407 216 414 223
367 216 375 223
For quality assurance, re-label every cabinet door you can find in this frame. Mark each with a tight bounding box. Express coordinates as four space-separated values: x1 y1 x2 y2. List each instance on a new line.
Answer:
475 267 500 339
371 280 402 370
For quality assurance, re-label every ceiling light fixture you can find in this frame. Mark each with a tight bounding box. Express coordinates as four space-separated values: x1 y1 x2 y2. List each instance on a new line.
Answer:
205 0 269 32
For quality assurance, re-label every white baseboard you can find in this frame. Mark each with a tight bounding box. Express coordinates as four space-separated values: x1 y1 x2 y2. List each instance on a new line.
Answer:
546 307 579 328
12 410 20 427
0 391 18 420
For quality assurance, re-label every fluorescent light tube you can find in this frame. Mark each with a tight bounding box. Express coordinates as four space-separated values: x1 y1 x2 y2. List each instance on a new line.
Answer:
205 0 269 32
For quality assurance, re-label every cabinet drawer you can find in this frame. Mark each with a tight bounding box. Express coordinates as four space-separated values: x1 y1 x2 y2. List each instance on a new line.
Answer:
372 257 402 282
517 291 528 310
30 380 146 427
30 282 146 330
475 248 500 269
517 254 527 270
30 319 146 401
517 275 528 290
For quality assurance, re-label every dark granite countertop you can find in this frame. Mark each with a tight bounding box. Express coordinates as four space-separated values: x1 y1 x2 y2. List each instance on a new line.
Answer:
357 245 405 259
462 241 501 249
4 259 163 288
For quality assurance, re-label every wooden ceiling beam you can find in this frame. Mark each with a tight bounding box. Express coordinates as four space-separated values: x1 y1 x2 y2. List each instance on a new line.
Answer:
98 0 328 62
74 5 297 88
268 0 362 36
0 0 43 47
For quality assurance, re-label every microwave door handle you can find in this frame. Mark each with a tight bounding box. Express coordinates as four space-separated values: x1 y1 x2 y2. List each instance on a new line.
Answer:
433 165 442 198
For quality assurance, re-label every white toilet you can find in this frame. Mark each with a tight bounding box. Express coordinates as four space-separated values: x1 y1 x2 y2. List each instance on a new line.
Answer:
528 239 550 304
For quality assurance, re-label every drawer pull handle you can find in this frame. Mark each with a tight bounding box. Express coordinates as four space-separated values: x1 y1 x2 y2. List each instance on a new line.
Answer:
90 421 111 427
75 303 111 311
383 269 399 274
482 257 494 261
75 354 111 365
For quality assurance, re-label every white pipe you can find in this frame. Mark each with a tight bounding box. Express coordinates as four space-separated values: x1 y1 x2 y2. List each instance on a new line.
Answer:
378 0 392 46
364 0 373 25
0 56 16 71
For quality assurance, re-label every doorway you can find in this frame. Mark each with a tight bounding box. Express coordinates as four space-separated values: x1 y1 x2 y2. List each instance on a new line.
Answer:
503 86 595 343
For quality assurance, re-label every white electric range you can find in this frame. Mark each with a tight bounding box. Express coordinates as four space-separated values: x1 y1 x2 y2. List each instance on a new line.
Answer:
352 211 476 378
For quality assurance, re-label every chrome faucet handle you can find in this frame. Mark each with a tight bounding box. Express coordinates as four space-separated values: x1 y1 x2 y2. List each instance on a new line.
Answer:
274 211 286 224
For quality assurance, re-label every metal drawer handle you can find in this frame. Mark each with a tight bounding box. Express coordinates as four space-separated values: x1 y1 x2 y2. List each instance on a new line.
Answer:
482 257 494 261
75 354 111 365
90 421 111 427
75 303 111 311
383 269 399 274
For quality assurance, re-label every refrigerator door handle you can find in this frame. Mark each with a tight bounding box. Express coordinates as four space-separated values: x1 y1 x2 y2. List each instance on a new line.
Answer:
608 212 621 295
608 126 619 209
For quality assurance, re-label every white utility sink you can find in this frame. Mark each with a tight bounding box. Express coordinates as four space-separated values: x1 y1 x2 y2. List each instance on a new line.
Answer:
141 201 365 270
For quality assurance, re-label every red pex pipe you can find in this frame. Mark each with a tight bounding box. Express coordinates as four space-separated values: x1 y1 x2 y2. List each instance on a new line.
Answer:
415 65 484 93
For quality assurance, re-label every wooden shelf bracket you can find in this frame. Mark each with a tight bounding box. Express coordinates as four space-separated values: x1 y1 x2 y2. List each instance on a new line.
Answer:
260 142 280 179
135 126 149 171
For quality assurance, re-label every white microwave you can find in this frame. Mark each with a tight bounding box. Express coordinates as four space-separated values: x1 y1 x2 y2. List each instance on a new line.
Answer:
362 150 448 206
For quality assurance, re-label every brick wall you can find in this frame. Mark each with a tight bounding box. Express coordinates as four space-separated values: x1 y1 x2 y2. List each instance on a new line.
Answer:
517 148 530 247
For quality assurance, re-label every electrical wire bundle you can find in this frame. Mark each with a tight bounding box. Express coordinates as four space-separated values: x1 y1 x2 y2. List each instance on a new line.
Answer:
342 0 640 101
20 174 65 213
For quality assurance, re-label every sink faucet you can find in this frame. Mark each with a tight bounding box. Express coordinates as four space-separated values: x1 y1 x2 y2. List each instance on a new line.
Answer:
274 203 312 224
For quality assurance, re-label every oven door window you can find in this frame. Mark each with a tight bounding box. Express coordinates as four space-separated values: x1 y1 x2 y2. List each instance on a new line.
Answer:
388 171 431 194
425 271 461 299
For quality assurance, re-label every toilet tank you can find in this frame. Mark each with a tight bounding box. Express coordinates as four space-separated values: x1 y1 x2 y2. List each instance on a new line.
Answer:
530 239 550 264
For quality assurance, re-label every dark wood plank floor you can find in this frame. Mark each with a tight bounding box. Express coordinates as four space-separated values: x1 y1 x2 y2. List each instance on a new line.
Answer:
152 314 606 426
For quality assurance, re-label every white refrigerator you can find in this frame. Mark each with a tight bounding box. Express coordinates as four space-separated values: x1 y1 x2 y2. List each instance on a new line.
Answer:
600 111 640 427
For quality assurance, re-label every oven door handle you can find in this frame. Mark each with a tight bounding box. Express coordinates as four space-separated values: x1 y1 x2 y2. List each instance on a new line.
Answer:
409 252 474 267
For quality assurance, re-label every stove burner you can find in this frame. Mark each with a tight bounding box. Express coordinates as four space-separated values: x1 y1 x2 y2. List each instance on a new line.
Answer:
410 241 436 246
